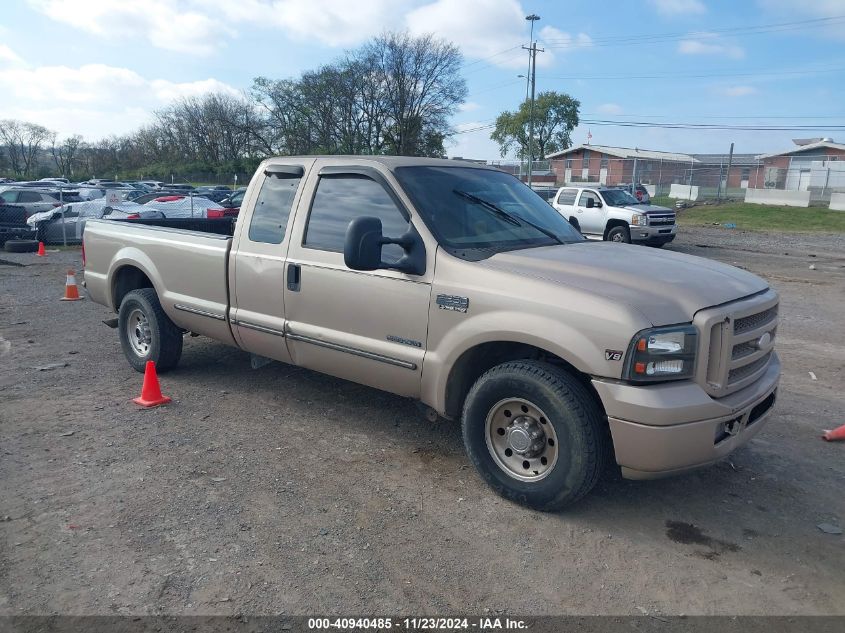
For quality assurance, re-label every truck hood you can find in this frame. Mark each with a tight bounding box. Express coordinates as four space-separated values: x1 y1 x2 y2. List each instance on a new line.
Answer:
620 203 672 214
483 242 768 325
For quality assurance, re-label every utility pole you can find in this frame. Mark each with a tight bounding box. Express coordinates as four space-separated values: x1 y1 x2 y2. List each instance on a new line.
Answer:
724 142 734 200
523 39 544 187
524 14 540 102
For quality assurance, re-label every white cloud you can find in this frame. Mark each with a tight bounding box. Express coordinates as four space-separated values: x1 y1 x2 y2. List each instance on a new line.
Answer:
27 0 233 56
0 44 26 69
719 85 757 97
597 103 623 115
407 0 590 69
678 33 744 58
648 0 706 15
28 0 408 54
458 101 482 113
0 58 240 138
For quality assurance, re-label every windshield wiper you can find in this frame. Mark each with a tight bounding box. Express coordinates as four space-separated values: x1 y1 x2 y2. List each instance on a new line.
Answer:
452 189 564 245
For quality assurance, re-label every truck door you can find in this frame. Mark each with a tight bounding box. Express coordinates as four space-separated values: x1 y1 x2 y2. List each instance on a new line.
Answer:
575 190 605 236
282 164 431 398
229 164 308 364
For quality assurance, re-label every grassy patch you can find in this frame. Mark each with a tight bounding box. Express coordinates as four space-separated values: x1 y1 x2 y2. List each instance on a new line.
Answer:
675 202 845 233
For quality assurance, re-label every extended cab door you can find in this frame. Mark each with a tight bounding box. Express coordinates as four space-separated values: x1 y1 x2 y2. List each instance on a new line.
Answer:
575 189 605 236
229 162 311 364
282 161 432 398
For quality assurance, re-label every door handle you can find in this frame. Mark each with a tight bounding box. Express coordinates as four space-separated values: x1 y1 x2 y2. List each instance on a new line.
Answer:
287 263 301 291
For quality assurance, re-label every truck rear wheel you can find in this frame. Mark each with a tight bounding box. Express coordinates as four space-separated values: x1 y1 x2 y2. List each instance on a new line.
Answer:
461 360 606 511
118 288 183 373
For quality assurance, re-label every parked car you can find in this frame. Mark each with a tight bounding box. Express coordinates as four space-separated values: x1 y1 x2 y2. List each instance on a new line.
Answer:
531 187 558 204
83 156 779 511
219 189 245 210
168 183 195 193
0 203 37 246
552 186 676 246
194 186 234 203
138 180 165 190
0 188 62 218
618 183 651 204
27 199 163 244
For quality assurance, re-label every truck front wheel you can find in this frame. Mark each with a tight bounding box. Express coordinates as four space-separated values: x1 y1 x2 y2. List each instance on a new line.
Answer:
606 225 631 243
461 360 606 511
118 288 183 373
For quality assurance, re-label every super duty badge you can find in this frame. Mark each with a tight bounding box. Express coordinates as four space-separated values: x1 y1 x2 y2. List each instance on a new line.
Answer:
436 294 469 313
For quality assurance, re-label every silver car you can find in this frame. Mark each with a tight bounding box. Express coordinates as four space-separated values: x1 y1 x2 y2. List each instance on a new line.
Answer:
0 188 61 218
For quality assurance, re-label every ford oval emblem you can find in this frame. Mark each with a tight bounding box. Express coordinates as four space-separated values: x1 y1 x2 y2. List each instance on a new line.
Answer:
752 332 771 349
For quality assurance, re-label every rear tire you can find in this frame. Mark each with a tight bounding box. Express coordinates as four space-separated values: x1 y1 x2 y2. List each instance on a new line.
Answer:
4 239 39 253
568 217 581 233
461 360 606 511
118 288 183 373
606 225 631 243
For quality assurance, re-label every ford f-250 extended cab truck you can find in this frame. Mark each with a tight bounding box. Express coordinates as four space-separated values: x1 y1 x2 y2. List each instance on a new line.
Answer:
552 186 677 246
83 156 780 510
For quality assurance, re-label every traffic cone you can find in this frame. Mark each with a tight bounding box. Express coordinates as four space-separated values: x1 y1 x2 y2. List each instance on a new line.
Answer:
822 423 845 442
59 269 83 301
133 361 171 407
37 242 46 257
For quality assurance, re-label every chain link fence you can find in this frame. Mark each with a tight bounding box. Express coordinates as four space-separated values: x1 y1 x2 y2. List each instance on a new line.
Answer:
490 155 845 206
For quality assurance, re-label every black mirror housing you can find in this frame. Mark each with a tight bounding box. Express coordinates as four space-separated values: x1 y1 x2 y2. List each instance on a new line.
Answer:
344 216 384 271
344 216 426 276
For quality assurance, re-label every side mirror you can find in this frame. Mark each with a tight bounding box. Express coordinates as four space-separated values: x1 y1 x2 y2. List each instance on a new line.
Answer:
585 197 594 208
344 216 426 276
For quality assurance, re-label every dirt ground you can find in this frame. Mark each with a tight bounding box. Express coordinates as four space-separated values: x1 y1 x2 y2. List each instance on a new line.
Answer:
1 226 843 617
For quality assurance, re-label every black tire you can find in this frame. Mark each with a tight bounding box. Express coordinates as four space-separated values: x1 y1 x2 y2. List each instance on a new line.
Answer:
4 239 39 253
461 360 606 511
568 217 581 233
606 225 631 243
118 288 183 373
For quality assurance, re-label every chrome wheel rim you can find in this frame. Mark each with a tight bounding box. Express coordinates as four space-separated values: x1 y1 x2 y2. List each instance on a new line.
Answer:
610 231 624 242
126 308 152 357
485 398 559 482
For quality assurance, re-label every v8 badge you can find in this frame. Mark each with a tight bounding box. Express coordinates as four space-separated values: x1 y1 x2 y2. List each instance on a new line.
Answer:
605 349 624 362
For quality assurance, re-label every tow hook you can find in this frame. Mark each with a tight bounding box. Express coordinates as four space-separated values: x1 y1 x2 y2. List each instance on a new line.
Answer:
724 418 743 436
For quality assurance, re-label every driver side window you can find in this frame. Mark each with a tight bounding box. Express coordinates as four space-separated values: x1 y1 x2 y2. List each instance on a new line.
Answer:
579 191 600 208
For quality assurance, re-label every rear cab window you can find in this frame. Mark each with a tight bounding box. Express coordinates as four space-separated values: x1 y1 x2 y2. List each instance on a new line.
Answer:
555 188 578 206
247 168 304 245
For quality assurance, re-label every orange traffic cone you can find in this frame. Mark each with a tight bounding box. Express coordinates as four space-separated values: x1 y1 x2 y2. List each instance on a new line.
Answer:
133 361 172 407
60 269 83 301
822 423 845 442
37 242 46 257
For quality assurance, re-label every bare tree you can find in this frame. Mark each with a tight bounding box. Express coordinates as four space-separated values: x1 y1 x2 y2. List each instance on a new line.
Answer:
51 134 83 178
0 119 53 178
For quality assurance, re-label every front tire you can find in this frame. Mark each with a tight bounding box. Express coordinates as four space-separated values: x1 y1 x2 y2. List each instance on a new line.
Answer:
606 225 631 243
118 288 183 373
461 360 606 511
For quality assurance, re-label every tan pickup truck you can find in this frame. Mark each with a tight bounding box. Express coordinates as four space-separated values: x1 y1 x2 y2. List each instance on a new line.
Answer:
83 156 780 510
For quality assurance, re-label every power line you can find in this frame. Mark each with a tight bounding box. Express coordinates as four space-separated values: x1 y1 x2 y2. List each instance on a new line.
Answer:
579 118 845 131
542 14 845 49
542 65 845 81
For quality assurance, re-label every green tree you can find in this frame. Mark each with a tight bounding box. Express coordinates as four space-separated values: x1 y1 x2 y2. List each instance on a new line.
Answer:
490 91 580 160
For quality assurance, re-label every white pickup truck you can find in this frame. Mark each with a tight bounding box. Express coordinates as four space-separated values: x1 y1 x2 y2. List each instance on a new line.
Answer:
552 186 677 246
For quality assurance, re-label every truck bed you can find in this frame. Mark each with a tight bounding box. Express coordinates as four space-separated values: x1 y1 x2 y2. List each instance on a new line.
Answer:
83 219 237 346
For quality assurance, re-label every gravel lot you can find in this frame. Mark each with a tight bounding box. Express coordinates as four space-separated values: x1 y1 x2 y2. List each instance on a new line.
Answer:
1 226 843 616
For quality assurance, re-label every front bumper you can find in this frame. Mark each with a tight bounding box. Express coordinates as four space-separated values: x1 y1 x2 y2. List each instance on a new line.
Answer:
592 353 780 479
631 223 677 243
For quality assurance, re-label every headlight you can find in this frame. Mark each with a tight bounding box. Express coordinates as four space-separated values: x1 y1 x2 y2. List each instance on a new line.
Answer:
624 325 697 383
631 214 647 226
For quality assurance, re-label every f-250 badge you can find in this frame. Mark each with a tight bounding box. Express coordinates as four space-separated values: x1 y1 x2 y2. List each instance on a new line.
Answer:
605 349 624 361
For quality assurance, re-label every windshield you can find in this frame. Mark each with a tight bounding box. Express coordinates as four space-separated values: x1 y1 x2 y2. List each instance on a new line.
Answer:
394 166 584 254
601 189 640 206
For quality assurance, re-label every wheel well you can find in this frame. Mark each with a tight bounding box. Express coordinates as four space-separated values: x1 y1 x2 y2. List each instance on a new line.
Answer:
568 216 580 230
443 342 603 420
112 266 153 309
604 219 629 239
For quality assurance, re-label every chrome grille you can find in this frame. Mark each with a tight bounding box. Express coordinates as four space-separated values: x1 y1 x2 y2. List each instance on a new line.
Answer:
695 291 779 398
729 351 772 383
648 213 675 226
734 306 777 334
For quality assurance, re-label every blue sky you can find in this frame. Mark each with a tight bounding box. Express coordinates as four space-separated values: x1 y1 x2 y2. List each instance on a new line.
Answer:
1 0 844 159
